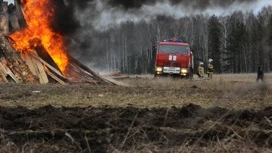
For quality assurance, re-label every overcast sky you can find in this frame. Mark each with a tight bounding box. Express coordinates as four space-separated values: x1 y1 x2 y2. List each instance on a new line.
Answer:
7 0 13 4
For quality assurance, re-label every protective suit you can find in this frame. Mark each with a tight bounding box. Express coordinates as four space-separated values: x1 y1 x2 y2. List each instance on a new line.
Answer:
207 59 214 79
197 62 204 78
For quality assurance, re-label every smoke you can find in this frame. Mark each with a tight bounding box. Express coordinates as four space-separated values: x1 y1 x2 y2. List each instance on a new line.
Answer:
50 0 269 41
168 0 257 9
52 0 268 33
49 0 271 68
50 0 98 59
50 1 81 35
107 0 156 10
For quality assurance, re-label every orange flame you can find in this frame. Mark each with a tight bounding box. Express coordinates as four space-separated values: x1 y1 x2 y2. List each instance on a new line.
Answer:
10 0 68 72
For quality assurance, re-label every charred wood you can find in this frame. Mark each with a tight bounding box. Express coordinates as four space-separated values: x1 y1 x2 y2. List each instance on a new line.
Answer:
44 68 66 85
29 38 63 74
0 1 9 35
8 4 20 32
0 58 20 83
66 55 114 85
22 50 49 84
14 0 26 28
0 34 36 83
29 50 68 84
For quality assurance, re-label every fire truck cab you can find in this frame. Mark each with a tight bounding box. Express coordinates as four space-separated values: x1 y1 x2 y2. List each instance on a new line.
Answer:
154 38 194 78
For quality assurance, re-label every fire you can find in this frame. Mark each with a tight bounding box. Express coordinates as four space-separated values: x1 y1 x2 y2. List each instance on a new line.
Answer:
10 0 68 72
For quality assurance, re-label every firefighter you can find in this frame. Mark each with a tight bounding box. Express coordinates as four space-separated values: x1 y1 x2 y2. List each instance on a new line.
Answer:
197 62 204 78
256 65 264 82
207 59 214 79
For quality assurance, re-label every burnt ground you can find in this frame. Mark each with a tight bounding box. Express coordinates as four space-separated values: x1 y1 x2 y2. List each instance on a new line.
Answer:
0 75 272 152
0 104 272 153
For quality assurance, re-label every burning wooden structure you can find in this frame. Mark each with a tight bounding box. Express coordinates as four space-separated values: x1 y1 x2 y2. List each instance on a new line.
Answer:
0 0 112 85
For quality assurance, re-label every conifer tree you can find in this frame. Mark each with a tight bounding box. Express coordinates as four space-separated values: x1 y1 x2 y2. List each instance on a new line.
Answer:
208 15 222 73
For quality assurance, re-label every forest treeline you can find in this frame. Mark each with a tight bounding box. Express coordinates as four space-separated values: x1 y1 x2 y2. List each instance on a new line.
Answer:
79 6 272 74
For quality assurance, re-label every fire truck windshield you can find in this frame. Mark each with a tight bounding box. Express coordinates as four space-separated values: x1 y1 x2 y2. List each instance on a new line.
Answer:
159 45 188 54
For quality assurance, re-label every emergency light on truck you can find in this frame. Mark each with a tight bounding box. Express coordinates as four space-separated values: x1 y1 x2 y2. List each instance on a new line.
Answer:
164 39 182 42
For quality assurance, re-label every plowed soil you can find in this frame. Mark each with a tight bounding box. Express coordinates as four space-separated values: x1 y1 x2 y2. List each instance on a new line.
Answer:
0 74 272 152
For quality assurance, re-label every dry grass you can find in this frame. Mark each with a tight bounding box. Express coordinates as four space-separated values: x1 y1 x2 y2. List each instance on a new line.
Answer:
124 73 272 109
0 74 272 153
0 73 271 110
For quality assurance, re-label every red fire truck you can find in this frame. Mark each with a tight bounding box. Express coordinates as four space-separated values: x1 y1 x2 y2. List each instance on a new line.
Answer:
154 38 194 78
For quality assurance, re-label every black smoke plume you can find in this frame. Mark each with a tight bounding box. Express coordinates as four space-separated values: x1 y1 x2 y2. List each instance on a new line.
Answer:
107 0 156 10
50 0 260 35
48 0 263 68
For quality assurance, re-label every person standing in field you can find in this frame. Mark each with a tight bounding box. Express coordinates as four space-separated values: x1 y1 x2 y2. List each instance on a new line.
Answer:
207 59 214 79
197 62 204 78
256 65 264 82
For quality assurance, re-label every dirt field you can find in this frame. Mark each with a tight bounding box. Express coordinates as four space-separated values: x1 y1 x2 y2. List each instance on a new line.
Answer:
0 74 272 152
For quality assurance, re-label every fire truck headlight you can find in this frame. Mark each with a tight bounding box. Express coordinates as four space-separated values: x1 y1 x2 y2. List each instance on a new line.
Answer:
181 68 188 73
156 67 163 72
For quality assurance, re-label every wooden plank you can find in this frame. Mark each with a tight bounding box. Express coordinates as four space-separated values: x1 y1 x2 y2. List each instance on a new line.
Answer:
0 62 20 83
5 66 20 83
0 72 8 82
103 77 129 87
32 42 63 73
0 34 36 83
67 55 114 85
22 52 48 84
0 15 8 35
30 51 48 84
68 55 101 80
44 68 66 85
34 58 48 84
22 53 37 75
29 51 65 79
0 63 8 82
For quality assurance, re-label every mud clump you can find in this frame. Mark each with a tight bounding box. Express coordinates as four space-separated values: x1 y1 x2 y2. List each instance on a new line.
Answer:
0 104 272 152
